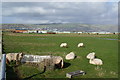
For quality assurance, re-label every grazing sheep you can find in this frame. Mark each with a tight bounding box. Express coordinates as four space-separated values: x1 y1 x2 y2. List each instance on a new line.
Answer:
52 56 64 68
89 58 103 69
60 43 68 48
78 43 84 47
65 52 75 60
6 53 24 64
86 52 95 60
89 58 103 65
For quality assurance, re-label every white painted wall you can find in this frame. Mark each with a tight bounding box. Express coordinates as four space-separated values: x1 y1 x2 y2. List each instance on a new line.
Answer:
38 30 47 33
28 30 37 33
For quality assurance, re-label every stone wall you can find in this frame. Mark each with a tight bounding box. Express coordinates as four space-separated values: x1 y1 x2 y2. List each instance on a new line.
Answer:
21 55 52 63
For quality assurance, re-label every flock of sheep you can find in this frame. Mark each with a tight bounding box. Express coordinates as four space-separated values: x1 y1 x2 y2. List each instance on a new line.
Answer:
6 42 103 70
86 52 103 69
60 43 84 48
60 42 103 69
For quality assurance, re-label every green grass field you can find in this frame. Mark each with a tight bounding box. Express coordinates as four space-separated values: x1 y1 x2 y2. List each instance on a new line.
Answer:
3 32 118 79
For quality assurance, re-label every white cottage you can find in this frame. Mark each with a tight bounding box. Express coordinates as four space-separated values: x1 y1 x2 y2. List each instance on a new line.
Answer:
28 30 37 33
37 30 47 34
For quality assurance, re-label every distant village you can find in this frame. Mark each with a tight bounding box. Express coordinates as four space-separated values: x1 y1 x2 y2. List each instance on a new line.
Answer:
5 29 119 35
2 24 119 34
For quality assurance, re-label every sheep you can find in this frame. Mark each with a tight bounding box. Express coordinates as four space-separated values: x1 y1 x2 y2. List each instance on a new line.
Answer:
65 52 75 60
89 58 103 69
78 43 84 47
60 43 68 48
6 53 24 65
52 56 64 68
87 52 103 69
89 58 103 65
86 52 95 60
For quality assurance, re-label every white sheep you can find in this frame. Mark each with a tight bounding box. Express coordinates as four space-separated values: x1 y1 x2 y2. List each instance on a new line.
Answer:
52 56 64 68
89 58 103 69
6 53 24 64
89 58 103 65
86 52 95 60
78 43 84 47
60 43 68 48
65 52 75 60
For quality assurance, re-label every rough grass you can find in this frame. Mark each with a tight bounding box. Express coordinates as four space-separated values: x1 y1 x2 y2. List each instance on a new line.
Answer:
3 32 118 79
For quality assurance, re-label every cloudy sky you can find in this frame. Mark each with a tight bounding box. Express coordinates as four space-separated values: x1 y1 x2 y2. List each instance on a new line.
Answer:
1 2 118 24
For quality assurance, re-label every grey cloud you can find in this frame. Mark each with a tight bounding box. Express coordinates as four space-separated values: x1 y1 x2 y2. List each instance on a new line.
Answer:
2 2 118 24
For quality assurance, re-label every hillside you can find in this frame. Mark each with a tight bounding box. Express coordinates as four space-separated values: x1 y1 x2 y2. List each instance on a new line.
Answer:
2 23 118 32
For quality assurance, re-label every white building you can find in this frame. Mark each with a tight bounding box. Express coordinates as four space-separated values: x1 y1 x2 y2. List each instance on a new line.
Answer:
62 31 71 33
91 32 98 34
87 32 111 34
28 30 37 33
38 30 47 34
98 32 111 34
22 31 29 33
77 32 83 34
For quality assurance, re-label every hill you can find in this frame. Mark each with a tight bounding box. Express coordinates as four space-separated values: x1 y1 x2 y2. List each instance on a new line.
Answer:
2 23 118 32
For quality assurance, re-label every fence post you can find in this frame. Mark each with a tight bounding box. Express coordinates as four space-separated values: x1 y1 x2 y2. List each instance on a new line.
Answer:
1 54 6 80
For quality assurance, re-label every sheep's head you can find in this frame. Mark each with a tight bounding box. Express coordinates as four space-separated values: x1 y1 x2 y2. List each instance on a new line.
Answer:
53 56 64 68
89 59 94 64
18 53 24 60
92 52 95 55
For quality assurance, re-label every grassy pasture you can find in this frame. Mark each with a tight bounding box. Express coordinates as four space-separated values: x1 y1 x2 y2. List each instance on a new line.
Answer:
3 32 118 79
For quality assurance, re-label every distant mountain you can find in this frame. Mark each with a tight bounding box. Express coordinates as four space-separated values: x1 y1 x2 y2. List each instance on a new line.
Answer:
2 23 118 32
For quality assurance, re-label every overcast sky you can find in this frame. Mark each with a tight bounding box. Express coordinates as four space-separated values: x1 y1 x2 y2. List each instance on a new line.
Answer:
2 2 118 24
